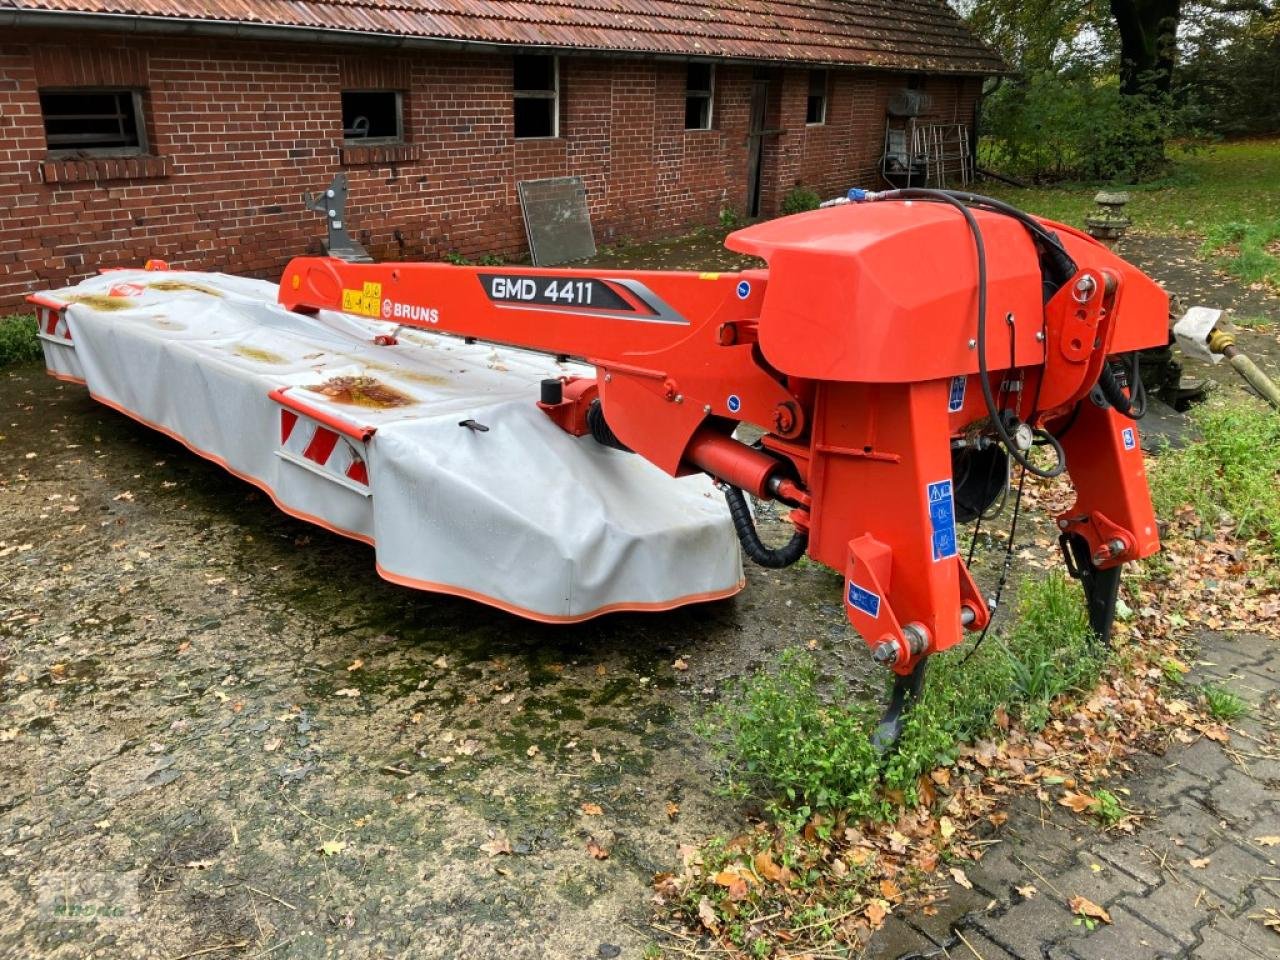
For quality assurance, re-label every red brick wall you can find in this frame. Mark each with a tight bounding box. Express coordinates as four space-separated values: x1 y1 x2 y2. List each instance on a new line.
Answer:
0 31 983 309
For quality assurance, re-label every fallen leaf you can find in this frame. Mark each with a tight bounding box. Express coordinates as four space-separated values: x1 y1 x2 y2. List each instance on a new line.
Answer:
479 835 512 857
587 839 610 860
1069 896 1112 924
697 896 719 933
1059 791 1096 814
319 840 346 857
347 659 363 671
526 744 540 758
1255 836 1280 847
333 687 361 698
581 802 604 816
672 657 689 671
1016 884 1038 899
865 899 889 927
939 816 956 843
1189 857 1211 869
950 867 973 890
665 801 680 820
263 737 282 753
754 850 783 882
433 655 449 669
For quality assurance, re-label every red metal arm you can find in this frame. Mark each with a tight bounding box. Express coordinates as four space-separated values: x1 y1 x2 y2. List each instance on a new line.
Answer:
278 200 1168 677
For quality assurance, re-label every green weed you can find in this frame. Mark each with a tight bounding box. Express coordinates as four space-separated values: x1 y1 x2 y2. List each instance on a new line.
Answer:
1150 396 1280 554
1201 682 1249 721
780 187 821 216
1090 789 1126 827
703 572 1103 825
0 314 41 368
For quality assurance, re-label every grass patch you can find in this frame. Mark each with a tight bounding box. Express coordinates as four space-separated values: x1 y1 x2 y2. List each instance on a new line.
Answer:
0 314 41 368
702 571 1102 825
1150 395 1280 554
1200 682 1249 721
1200 219 1280 289
980 139 1280 236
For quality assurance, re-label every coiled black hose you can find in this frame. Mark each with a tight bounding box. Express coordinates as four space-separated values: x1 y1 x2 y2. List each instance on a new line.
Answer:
1097 353 1147 420
722 484 809 568
586 400 630 452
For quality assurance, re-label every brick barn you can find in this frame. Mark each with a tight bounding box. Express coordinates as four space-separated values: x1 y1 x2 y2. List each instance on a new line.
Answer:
0 0 1002 309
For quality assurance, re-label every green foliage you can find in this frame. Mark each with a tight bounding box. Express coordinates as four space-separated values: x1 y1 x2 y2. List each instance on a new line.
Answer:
981 138 1280 235
1201 682 1249 721
1090 788 1126 826
443 251 471 265
981 71 1194 182
0 314 41 368
1150 397 1280 554
719 207 742 230
780 187 821 216
1200 219 1280 289
1179 11 1280 139
703 572 1103 825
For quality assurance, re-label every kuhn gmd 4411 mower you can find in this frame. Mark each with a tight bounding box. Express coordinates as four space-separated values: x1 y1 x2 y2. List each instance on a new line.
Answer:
31 189 1166 742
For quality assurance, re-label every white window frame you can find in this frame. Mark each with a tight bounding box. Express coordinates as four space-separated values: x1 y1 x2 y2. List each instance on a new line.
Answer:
340 89 405 145
513 55 560 140
806 70 829 127
685 63 715 131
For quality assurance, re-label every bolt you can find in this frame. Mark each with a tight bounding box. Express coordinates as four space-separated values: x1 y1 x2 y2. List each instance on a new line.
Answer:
968 338 977 349
604 373 612 383
675 394 684 404
1108 537 1126 555
1074 275 1097 301
703 404 712 414
1058 519 1069 529
871 641 898 666
1035 330 1046 342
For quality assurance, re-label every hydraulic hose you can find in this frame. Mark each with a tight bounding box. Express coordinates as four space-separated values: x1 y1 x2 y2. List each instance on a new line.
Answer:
869 188 1068 478
722 484 809 569
1097 353 1147 420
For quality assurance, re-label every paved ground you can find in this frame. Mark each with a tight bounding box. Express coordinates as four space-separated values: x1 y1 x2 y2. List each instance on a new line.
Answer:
867 631 1280 960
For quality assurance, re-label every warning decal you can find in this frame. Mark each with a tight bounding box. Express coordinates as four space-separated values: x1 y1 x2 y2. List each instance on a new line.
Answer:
847 581 880 619
341 281 383 319
927 479 958 562
948 375 967 412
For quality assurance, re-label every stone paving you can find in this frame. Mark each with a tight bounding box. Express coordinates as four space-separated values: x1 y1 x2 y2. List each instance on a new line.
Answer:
867 631 1280 960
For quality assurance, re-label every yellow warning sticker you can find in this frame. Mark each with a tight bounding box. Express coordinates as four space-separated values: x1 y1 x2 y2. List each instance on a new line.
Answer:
698 272 721 280
341 281 383 318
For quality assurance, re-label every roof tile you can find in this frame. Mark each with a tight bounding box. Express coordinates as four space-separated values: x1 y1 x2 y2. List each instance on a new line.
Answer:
5 0 1004 73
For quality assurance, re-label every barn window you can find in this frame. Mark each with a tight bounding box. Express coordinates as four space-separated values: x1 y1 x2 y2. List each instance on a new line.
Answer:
685 63 714 130
341 90 403 143
513 55 559 139
806 70 828 125
39 90 147 154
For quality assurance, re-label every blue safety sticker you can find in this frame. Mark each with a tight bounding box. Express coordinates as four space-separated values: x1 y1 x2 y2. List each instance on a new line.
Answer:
736 280 751 300
926 479 958 562
847 581 880 619
1122 427 1136 450
727 394 742 413
947 374 967 413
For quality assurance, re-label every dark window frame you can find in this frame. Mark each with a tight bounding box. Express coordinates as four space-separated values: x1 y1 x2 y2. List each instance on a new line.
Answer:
513 54 560 140
39 88 148 157
806 70 828 126
685 63 715 131
341 89 406 145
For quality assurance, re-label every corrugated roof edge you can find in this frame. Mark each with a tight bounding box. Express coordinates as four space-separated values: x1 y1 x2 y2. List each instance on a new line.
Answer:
0 8 1009 74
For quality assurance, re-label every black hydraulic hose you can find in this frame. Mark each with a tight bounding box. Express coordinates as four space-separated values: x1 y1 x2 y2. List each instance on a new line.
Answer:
873 188 1067 479
722 484 809 569
586 399 631 452
1098 352 1148 420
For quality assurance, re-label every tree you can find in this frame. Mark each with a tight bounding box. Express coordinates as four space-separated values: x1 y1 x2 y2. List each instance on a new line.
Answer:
1110 0 1183 94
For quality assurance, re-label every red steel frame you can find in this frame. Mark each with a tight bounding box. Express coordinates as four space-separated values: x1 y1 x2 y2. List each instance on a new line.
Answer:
277 201 1169 675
